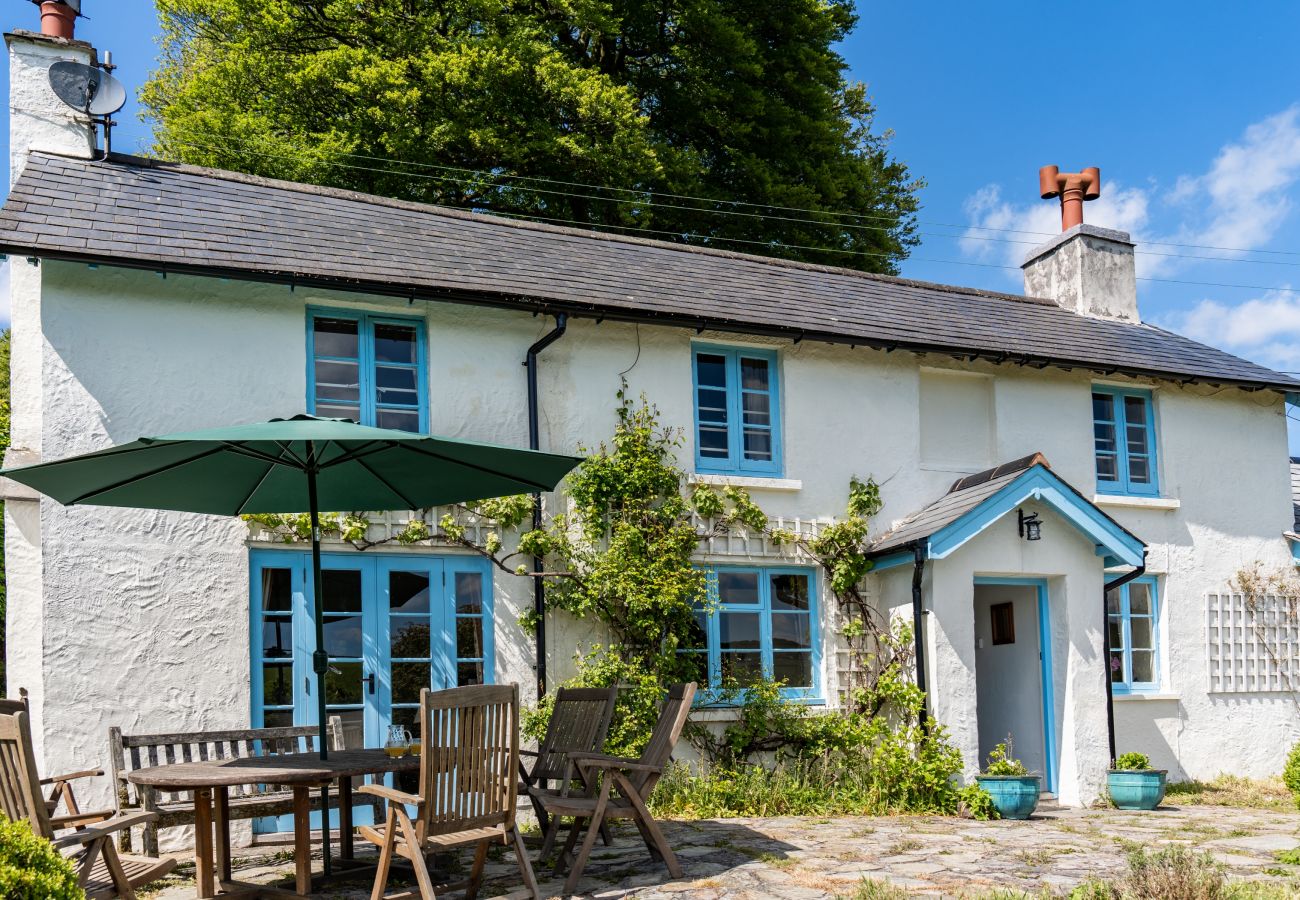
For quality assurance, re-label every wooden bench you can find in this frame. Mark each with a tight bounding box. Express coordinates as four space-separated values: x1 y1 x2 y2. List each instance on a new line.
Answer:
108 719 380 854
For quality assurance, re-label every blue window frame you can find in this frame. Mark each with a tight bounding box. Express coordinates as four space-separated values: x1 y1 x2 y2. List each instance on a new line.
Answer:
681 567 820 701
308 308 427 433
1107 577 1159 693
1092 386 1158 496
692 345 782 476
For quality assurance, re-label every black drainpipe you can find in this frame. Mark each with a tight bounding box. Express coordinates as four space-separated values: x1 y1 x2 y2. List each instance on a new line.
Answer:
524 313 568 700
1101 552 1148 763
911 542 930 732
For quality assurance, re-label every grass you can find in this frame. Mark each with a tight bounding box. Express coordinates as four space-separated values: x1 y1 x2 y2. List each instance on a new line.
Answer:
1066 845 1300 899
1273 847 1300 865
884 838 922 855
1165 775 1293 810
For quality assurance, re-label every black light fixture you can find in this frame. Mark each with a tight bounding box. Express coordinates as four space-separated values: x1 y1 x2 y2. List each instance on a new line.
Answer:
1018 509 1042 541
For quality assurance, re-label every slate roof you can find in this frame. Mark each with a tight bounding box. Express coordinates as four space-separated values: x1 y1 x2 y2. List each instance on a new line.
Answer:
868 453 1141 557
1 151 1297 393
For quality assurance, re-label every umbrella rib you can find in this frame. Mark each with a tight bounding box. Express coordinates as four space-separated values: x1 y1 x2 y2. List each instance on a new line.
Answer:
234 460 279 515
219 442 307 470
394 442 556 492
67 445 229 504
272 440 307 468
351 455 422 510
317 441 385 470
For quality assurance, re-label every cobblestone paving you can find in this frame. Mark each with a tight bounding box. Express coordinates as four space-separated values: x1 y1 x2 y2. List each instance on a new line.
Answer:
144 804 1300 898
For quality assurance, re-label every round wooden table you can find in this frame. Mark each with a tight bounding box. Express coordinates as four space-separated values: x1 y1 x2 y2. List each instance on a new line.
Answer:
128 749 420 898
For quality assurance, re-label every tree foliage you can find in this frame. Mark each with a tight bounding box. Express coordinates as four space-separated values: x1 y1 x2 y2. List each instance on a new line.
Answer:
144 0 921 272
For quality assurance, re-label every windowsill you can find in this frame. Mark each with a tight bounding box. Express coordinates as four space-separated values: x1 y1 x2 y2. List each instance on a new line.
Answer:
1112 692 1180 702
691 699 827 721
1093 495 1180 511
689 473 803 492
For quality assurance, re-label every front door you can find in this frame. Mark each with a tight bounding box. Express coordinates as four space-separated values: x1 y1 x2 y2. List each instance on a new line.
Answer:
249 550 493 829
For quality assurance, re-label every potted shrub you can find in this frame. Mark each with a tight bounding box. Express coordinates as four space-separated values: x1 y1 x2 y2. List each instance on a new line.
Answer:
1107 752 1167 810
975 741 1041 820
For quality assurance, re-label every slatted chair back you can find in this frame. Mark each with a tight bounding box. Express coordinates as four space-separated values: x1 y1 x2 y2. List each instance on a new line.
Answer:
627 682 696 797
0 707 52 838
417 684 518 839
532 686 618 782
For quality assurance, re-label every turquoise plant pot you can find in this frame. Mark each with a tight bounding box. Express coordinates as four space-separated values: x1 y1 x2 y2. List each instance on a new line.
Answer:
1107 769 1167 810
975 775 1041 820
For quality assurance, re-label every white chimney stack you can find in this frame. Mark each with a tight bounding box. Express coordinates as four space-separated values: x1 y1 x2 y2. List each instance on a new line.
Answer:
6 21 96 191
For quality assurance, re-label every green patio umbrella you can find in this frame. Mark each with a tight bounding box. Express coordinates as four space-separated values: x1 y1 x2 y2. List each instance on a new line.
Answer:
1 414 581 869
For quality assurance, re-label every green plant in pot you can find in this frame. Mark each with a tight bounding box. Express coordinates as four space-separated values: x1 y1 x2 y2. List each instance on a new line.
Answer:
1107 752 1167 810
974 740 1040 820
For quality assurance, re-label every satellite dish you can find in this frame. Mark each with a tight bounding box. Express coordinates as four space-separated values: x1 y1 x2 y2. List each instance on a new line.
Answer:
48 60 125 116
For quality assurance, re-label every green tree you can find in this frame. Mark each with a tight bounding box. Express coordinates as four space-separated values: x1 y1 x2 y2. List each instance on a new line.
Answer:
144 0 920 272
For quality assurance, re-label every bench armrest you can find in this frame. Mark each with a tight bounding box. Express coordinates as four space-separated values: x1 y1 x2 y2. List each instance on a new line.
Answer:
357 784 423 807
50 811 158 849
40 768 103 786
568 752 661 775
49 810 114 829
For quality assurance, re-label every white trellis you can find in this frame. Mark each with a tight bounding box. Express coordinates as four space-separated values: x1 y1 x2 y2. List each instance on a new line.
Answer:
689 512 830 560
1204 592 1300 693
245 506 494 548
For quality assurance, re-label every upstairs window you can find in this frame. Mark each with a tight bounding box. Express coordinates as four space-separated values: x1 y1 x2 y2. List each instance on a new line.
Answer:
692 345 782 476
309 309 426 433
1092 386 1158 496
1107 578 1159 693
680 567 819 701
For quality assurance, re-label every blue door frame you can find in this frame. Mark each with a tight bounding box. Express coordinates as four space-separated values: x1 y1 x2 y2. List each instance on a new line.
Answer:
973 576 1057 794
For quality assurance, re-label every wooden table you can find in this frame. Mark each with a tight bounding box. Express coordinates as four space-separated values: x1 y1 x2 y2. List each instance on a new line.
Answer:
128 749 420 898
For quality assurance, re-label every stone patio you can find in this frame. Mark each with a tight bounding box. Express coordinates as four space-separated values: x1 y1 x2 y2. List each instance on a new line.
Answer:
142 804 1300 898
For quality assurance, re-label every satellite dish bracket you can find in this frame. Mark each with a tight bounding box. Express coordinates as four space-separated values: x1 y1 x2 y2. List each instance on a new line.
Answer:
48 54 125 160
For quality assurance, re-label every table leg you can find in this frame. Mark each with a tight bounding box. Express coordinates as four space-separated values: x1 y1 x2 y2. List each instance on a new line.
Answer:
293 785 312 896
193 788 215 899
213 786 232 884
339 777 354 860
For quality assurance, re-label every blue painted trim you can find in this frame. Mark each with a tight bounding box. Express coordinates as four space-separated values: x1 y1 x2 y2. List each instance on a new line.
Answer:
870 550 916 572
1092 386 1159 498
1108 575 1160 695
691 343 783 477
1291 540 1300 565
306 306 428 432
974 577 1057 795
928 465 1145 567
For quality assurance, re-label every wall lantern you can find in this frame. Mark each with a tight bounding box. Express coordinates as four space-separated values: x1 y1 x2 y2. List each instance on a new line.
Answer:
1018 509 1042 542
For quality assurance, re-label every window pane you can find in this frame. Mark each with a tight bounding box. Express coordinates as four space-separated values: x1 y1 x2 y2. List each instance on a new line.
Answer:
374 323 418 364
1109 651 1125 684
1124 395 1148 430
1105 589 1120 615
314 317 359 358
773 652 812 688
720 652 763 686
391 617 430 658
1108 619 1123 651
392 662 430 703
376 407 420 432
458 661 485 686
262 568 292 612
262 709 294 728
1092 393 1114 422
1131 650 1155 683
325 661 362 704
740 357 769 391
1130 617 1153 650
699 426 729 458
375 366 419 407
262 618 293 658
390 572 430 613
718 572 759 606
322 570 362 612
455 573 483 614
457 617 483 659
315 360 361 402
680 651 709 685
323 614 362 658
741 391 770 425
696 354 727 388
771 613 811 649
391 707 418 734
1096 453 1118 481
697 387 729 424
719 612 761 650
1129 584 1152 616
263 663 293 706
1126 424 1149 457
770 574 809 611
314 403 360 423
742 428 772 461
684 612 708 650
1128 456 1150 484
1093 422 1116 453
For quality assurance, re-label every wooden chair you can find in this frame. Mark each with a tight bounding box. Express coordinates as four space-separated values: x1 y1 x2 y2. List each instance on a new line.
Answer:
532 682 696 895
518 685 618 838
0 705 176 899
2 689 104 824
358 684 539 900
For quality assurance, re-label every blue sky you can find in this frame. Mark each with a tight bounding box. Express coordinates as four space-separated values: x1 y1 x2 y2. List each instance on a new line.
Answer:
5 1 1300 387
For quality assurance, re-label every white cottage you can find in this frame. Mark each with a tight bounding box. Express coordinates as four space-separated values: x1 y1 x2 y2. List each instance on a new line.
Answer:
3 22 1299 823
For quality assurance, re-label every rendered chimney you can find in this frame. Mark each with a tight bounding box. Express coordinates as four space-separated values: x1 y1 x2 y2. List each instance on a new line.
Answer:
6 11 95 191
1022 166 1139 323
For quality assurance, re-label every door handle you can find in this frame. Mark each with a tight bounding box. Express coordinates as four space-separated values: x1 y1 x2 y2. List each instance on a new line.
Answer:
365 672 376 695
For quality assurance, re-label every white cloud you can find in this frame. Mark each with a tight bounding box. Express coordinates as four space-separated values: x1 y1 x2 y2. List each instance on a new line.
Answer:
1160 289 1300 373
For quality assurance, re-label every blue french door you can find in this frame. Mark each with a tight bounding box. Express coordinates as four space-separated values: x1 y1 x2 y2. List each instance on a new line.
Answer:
249 550 494 830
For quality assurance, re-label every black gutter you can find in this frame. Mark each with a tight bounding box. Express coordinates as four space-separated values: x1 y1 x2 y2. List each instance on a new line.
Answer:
911 542 930 732
524 313 568 700
1102 553 1148 763
10 250 1298 396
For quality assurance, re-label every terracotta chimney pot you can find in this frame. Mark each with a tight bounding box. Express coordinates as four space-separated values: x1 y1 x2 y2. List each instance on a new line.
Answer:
37 1 77 40
1038 165 1102 231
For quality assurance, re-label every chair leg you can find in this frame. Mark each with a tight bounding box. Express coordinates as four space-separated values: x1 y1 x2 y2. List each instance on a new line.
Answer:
510 825 541 900
538 813 563 860
370 807 398 900
100 839 137 900
553 817 583 876
75 836 105 891
396 807 437 900
464 840 490 900
629 812 663 862
599 819 613 846
562 781 612 895
615 773 682 879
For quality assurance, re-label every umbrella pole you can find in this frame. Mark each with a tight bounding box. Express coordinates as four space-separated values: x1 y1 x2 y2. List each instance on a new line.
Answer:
307 455 333 876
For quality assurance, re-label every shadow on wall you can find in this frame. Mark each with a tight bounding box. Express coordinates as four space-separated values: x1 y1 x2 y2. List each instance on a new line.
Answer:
1113 700 1188 783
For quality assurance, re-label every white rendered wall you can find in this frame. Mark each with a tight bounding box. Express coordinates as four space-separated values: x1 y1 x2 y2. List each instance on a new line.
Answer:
6 31 94 190
8 260 1297 822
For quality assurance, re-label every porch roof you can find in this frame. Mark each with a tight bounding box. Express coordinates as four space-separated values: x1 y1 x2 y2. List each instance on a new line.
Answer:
867 454 1146 569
